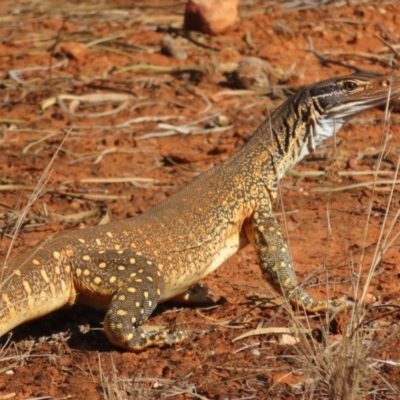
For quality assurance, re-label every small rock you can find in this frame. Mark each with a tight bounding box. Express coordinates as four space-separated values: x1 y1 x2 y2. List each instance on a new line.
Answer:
359 293 377 305
214 114 230 127
251 349 261 356
161 35 187 60
232 57 272 90
347 157 359 170
278 334 299 346
184 0 239 35
57 41 88 61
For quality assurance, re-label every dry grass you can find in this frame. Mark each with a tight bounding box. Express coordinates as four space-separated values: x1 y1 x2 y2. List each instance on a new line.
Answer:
1 1 400 399
272 103 400 399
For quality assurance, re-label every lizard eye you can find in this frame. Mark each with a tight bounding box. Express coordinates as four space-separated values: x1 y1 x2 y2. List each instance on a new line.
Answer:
343 81 358 91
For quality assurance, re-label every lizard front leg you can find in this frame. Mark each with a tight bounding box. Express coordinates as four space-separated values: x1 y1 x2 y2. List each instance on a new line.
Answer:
248 208 349 313
72 248 188 351
103 260 188 352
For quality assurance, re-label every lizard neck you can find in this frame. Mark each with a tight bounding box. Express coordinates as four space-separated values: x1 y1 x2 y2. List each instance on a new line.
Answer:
241 89 346 182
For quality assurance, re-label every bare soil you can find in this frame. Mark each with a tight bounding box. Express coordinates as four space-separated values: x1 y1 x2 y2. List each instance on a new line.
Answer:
1 1 400 399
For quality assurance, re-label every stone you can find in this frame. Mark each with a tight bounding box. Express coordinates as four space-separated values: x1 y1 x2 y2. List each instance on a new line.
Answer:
232 57 272 90
57 42 88 61
184 0 239 35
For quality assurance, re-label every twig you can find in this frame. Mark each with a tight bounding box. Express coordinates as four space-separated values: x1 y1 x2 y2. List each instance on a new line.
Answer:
113 63 204 75
49 16 69 91
115 115 185 128
137 112 231 140
138 125 233 140
41 93 135 111
374 34 400 61
47 209 98 223
8 60 68 85
287 170 395 178
86 33 127 48
311 179 400 193
307 35 365 73
61 176 155 185
68 148 155 165
56 94 131 118
319 50 391 63
22 132 61 154
233 326 310 342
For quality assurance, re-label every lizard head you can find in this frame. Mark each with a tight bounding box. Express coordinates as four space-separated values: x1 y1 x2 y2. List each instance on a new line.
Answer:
309 72 400 120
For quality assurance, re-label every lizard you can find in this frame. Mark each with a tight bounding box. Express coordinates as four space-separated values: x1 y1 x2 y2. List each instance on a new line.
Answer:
1 72 399 351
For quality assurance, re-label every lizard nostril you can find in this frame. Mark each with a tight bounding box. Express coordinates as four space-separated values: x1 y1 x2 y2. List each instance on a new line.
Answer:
382 79 391 87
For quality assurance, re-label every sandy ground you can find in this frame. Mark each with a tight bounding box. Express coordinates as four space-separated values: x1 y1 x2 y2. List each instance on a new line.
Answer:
1 1 400 398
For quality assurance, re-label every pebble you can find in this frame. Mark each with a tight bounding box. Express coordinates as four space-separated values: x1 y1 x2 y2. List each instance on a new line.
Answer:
232 57 272 90
161 35 187 60
57 41 88 61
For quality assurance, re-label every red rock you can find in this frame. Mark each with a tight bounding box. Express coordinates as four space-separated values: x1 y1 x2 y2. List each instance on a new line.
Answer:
184 0 239 35
57 41 88 61
358 293 377 305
